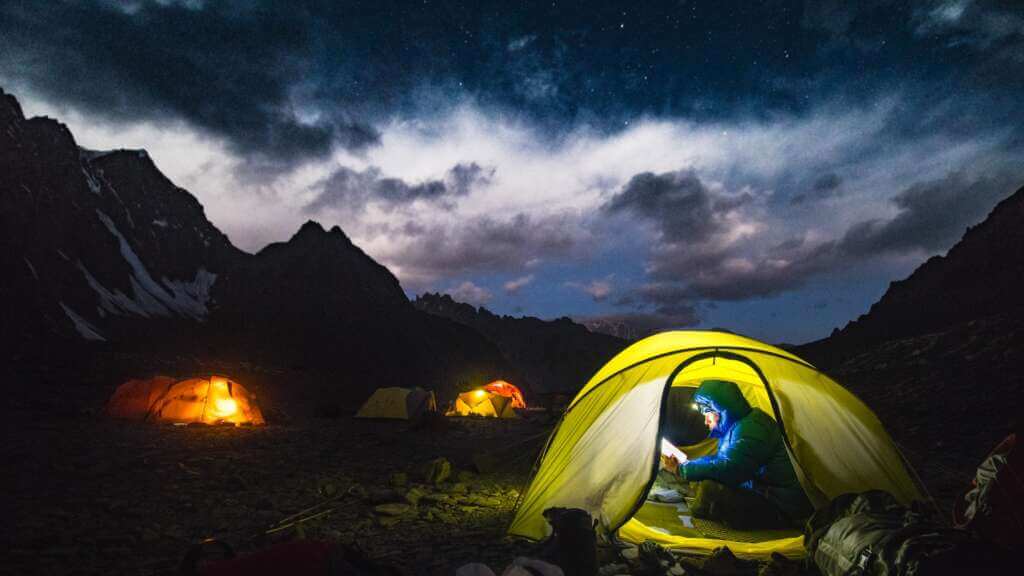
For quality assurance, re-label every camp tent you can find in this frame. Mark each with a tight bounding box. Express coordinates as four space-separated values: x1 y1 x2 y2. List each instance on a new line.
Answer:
355 387 437 419
107 375 265 425
483 380 527 409
448 389 518 418
508 330 923 559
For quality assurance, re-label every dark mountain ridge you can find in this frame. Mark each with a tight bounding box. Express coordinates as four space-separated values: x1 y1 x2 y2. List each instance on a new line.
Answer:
414 292 628 393
796 185 1024 508
0 87 511 408
800 185 1024 363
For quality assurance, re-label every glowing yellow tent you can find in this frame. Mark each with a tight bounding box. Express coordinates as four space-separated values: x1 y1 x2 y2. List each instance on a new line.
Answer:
355 387 437 419
107 375 265 425
448 388 518 418
508 330 923 558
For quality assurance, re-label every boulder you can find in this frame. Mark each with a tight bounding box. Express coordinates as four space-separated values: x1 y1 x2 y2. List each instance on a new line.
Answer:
374 502 413 516
421 457 452 484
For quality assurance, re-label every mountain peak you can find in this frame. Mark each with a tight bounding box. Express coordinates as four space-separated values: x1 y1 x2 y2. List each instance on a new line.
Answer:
1 86 25 124
801 182 1024 358
296 220 327 236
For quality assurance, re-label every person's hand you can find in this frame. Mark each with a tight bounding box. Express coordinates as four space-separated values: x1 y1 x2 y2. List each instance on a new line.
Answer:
660 454 681 475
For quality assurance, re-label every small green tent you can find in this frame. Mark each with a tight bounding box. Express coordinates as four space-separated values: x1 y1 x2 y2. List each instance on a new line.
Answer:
355 387 437 420
508 330 922 558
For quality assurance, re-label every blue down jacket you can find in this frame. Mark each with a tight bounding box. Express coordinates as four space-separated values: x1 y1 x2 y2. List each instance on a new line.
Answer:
679 379 813 523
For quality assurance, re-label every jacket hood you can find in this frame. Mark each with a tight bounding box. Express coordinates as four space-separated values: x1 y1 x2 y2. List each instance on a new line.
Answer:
693 379 752 437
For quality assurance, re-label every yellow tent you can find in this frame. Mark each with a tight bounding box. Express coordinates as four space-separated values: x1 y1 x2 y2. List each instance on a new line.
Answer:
107 375 265 425
508 330 922 558
448 389 518 418
355 387 437 419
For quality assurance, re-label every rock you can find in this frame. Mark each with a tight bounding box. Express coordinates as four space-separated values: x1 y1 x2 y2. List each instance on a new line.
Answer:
449 482 468 494
347 484 368 500
378 516 402 528
404 487 426 506
502 558 564 576
468 495 502 507
598 563 630 576
374 502 412 516
421 457 452 484
434 510 457 523
421 492 453 505
317 478 339 497
366 487 404 504
457 563 496 576
390 472 408 487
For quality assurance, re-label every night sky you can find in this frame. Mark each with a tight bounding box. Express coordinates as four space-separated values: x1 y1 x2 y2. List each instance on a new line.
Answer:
2 1 1023 343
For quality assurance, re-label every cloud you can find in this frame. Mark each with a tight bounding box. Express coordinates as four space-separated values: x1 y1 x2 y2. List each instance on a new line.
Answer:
305 162 493 213
833 170 1017 256
371 212 589 289
912 1 1024 62
0 1 380 172
507 35 536 52
503 274 535 294
447 281 492 306
790 173 844 205
565 276 614 302
607 169 1021 311
604 169 753 244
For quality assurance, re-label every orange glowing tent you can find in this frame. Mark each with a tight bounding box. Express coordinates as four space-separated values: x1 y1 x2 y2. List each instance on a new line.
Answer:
482 380 526 408
107 375 265 425
447 388 518 418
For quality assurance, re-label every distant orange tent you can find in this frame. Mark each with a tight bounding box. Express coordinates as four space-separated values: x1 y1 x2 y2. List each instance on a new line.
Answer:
107 375 265 425
483 380 526 409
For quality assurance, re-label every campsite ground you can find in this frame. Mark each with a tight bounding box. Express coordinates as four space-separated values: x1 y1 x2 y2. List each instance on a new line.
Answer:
5 408 556 576
3 381 982 576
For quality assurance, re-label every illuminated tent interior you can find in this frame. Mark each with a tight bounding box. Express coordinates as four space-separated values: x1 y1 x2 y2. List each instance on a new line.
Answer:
508 331 923 559
448 388 518 418
482 380 526 409
107 375 266 425
354 387 437 419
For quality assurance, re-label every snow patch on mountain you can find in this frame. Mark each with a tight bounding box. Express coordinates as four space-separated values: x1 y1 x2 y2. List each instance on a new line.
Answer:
78 261 157 317
82 166 102 195
79 147 116 161
60 302 106 341
23 257 39 281
91 209 216 320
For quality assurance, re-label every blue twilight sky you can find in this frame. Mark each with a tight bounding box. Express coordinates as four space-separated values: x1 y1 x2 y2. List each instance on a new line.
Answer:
2 0 1023 343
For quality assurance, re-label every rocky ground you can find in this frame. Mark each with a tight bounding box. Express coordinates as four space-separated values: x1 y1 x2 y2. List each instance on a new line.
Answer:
5 411 552 576
814 314 1024 518
5 405 817 576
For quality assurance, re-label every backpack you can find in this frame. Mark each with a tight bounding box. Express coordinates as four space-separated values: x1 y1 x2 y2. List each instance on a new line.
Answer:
804 491 1009 576
953 433 1024 550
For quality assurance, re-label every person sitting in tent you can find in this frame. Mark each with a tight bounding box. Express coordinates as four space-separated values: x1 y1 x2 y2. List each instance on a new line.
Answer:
660 379 813 529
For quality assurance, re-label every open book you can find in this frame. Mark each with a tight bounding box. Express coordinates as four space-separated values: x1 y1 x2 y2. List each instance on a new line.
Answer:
660 437 688 462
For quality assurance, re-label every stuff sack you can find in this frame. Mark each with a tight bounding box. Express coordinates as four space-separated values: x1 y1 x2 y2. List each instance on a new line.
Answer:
804 491 1009 576
952 432 1023 550
538 508 597 576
